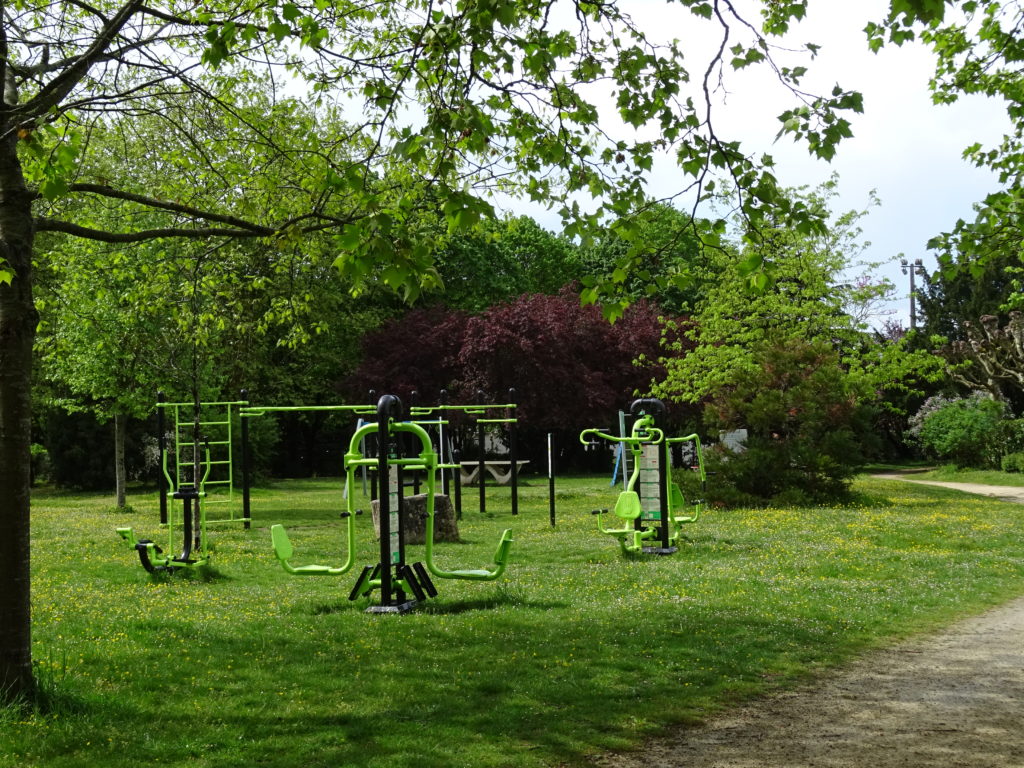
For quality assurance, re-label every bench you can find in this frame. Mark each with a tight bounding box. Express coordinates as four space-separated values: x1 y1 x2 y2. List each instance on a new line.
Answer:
459 460 530 486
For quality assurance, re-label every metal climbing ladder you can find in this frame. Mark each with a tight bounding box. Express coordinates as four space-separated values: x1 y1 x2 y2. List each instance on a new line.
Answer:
157 394 250 527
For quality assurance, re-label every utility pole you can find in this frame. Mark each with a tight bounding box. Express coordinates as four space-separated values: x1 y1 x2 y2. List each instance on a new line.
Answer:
900 257 926 330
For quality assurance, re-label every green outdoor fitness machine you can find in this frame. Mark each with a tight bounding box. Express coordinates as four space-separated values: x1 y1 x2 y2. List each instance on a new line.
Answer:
117 438 214 573
117 392 250 573
270 394 514 613
580 398 706 555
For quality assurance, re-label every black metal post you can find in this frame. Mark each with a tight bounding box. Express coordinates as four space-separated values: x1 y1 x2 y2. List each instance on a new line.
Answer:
477 411 485 514
453 447 462 520
548 432 556 527
376 395 394 607
240 389 251 529
157 391 167 525
658 438 671 549
508 388 518 516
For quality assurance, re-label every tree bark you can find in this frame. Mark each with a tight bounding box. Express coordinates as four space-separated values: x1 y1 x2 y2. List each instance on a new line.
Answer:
114 413 127 508
0 130 38 701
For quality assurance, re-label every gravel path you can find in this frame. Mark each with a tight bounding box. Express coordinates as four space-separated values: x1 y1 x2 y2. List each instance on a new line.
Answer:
589 477 1024 768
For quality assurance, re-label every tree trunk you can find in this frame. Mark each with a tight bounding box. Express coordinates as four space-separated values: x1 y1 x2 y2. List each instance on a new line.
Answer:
114 413 127 508
0 130 37 702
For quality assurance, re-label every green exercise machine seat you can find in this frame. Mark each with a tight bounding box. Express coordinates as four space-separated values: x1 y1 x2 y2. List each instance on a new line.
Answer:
271 524 347 576
613 490 643 520
431 528 513 581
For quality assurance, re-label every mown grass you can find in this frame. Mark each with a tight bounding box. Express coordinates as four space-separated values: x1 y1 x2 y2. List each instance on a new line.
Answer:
4 473 1024 767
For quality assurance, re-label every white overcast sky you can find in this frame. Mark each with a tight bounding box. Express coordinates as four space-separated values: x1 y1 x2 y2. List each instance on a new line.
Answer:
504 1 1010 328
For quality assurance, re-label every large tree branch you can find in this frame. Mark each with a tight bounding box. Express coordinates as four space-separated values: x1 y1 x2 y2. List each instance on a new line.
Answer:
65 183 275 234
20 0 147 119
36 218 269 242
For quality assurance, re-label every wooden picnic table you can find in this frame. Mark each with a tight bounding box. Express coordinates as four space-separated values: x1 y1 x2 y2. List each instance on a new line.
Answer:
459 460 529 486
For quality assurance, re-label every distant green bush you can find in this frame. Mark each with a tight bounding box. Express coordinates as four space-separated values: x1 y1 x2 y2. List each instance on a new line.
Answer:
1001 451 1024 473
908 392 1008 469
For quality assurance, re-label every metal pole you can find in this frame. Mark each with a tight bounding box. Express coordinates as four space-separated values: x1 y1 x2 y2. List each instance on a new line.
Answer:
240 389 251 529
901 257 925 330
658 436 670 549
157 391 167 525
376 396 393 607
477 391 486 515
453 446 462 520
508 388 518 516
547 432 556 527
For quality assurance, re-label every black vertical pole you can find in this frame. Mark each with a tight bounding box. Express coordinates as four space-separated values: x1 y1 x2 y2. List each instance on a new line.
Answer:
157 391 168 525
508 388 518 516
376 395 393 607
477 391 486 515
453 447 462 520
179 495 193 561
396 459 406 605
240 389 251 529
548 432 556 527
658 437 671 549
477 416 486 515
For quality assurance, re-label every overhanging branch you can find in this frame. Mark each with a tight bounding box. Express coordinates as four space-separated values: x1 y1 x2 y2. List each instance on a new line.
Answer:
36 217 268 242
67 183 275 234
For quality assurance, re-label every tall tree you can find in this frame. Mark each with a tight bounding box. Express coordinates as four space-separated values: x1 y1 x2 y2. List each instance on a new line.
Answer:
580 204 718 316
886 2 1024 306
432 216 580 312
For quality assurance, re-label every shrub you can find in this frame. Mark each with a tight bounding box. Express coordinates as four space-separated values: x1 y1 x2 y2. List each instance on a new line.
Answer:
908 392 1008 468
702 338 877 505
1001 452 1024 473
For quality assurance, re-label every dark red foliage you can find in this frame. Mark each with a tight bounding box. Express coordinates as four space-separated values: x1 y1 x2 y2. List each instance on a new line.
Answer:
345 305 470 404
347 288 687 431
459 287 679 430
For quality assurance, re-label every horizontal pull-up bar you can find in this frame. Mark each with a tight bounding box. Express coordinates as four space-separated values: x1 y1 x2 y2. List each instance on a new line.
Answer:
409 404 517 415
157 399 249 408
239 405 377 417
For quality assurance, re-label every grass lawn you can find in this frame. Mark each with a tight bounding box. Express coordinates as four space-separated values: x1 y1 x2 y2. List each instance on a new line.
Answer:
4 473 1024 767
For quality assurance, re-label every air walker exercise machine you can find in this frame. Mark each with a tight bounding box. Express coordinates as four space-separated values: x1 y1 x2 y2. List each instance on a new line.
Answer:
270 394 513 613
580 398 706 555
116 440 214 573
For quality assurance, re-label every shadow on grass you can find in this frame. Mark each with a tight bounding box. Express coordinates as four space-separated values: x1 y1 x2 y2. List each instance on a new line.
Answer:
310 585 566 616
147 562 228 584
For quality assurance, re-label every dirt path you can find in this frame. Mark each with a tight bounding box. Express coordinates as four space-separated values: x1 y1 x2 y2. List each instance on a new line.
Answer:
870 473 1024 504
590 595 1024 768
589 477 1024 768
